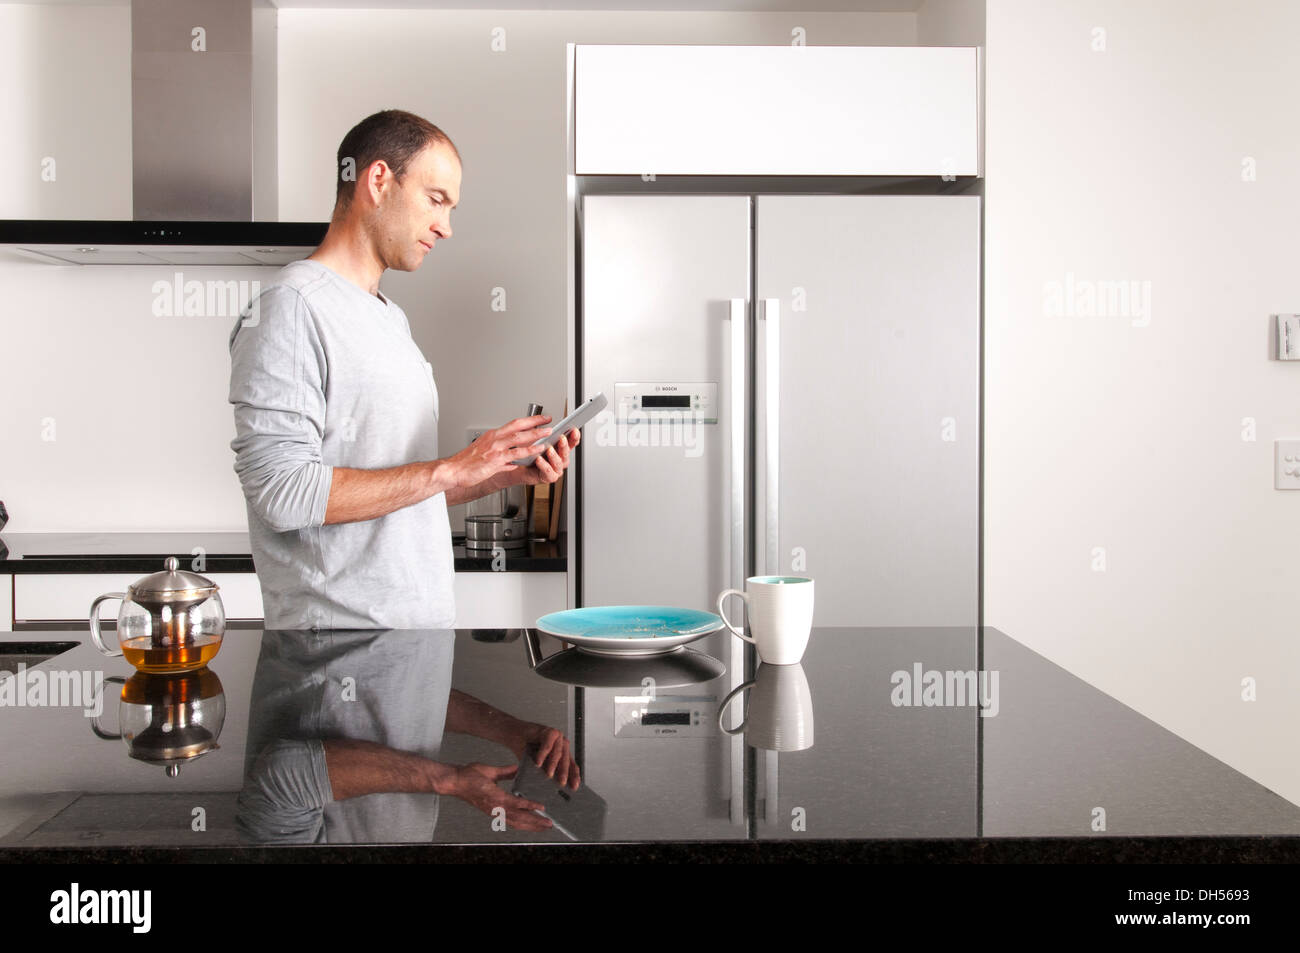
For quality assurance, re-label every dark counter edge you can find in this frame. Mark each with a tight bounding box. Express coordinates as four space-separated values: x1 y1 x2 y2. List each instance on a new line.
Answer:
0 536 566 574
4 838 1300 864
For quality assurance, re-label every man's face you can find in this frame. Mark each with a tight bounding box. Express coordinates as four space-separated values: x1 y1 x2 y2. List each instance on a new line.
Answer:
370 141 461 272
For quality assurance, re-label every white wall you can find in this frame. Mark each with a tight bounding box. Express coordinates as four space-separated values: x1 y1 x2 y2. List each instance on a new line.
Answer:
985 0 1300 805
0 4 915 533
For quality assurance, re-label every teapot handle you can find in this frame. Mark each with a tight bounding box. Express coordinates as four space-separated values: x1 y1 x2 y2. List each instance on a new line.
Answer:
89 675 127 739
89 593 126 657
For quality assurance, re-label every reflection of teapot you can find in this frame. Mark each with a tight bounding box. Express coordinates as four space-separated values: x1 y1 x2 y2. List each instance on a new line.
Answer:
89 557 225 673
90 668 226 777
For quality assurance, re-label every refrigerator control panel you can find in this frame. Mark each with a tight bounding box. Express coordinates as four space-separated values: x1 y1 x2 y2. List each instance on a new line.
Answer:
615 382 717 424
613 695 717 737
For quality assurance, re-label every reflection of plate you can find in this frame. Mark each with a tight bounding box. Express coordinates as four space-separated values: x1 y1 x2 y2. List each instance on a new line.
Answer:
535 606 724 657
532 646 726 688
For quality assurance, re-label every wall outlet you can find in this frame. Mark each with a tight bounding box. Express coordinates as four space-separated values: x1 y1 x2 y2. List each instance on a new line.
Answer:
1276 314 1300 360
1275 440 1300 489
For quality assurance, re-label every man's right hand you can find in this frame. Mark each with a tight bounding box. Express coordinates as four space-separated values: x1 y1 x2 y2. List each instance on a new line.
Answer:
446 763 553 832
446 415 554 488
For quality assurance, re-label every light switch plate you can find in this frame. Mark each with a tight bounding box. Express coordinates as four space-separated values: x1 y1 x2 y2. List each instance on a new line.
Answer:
1275 440 1300 489
1276 314 1300 360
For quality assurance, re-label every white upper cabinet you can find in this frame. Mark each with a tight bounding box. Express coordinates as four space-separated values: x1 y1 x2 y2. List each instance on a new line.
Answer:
574 45 980 177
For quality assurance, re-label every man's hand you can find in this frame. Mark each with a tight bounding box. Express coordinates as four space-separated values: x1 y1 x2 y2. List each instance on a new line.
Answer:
445 414 555 489
503 428 580 488
509 723 581 790
445 763 553 832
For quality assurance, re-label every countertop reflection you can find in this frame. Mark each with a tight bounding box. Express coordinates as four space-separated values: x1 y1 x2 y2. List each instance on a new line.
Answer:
1 625 1298 853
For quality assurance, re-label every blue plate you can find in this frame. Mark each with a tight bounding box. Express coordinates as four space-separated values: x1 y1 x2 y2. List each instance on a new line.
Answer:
535 606 725 657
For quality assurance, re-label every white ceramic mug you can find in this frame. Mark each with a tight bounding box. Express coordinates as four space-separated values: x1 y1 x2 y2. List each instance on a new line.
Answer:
716 575 814 665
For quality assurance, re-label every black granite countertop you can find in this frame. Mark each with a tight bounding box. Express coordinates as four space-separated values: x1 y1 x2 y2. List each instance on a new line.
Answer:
0 532 565 573
1 625 1297 862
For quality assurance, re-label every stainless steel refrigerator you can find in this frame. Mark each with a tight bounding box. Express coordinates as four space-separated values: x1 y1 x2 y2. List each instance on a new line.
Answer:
576 193 981 839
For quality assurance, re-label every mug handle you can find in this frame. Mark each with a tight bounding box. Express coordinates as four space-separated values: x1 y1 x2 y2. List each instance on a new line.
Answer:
717 679 756 735
89 593 126 657
717 589 756 644
89 675 127 740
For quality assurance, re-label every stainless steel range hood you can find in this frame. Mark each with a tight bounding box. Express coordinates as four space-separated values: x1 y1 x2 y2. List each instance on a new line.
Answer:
0 0 325 265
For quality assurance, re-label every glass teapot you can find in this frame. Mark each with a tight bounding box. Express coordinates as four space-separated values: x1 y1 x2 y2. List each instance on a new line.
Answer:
89 557 225 673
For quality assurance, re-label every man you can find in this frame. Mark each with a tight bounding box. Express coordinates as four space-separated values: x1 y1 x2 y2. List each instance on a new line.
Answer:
229 109 578 631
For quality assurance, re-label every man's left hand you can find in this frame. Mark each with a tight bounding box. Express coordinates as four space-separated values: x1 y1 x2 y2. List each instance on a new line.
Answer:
509 722 581 790
505 428 580 487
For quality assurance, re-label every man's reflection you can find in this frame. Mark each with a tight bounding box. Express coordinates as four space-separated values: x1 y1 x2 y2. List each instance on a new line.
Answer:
237 629 579 843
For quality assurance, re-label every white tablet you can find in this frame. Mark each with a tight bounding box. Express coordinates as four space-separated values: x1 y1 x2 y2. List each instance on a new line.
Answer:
511 392 607 467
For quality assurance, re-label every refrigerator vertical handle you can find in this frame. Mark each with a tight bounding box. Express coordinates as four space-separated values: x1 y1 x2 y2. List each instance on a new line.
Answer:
765 748 780 826
760 298 780 576
727 297 746 826
728 297 746 593
757 299 782 829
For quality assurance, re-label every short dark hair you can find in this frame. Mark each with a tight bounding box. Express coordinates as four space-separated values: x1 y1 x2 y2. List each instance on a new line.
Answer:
334 109 459 213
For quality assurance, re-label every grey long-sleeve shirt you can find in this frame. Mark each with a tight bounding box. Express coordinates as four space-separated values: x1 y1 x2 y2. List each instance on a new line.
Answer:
228 259 456 630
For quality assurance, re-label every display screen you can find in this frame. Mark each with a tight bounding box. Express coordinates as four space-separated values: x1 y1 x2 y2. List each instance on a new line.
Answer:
642 395 691 408
641 711 691 725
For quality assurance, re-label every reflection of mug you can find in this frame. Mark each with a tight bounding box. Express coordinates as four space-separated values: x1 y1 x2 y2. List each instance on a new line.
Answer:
717 663 814 752
717 576 814 665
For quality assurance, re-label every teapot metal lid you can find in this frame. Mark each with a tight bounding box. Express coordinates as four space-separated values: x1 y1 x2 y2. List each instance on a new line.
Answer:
128 556 218 602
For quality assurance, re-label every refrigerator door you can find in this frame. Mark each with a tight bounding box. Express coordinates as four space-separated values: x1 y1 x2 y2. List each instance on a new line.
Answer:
579 194 751 840
581 194 751 610
752 194 981 838
755 194 981 627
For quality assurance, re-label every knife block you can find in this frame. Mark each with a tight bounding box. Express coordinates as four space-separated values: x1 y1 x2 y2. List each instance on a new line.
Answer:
530 399 567 540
